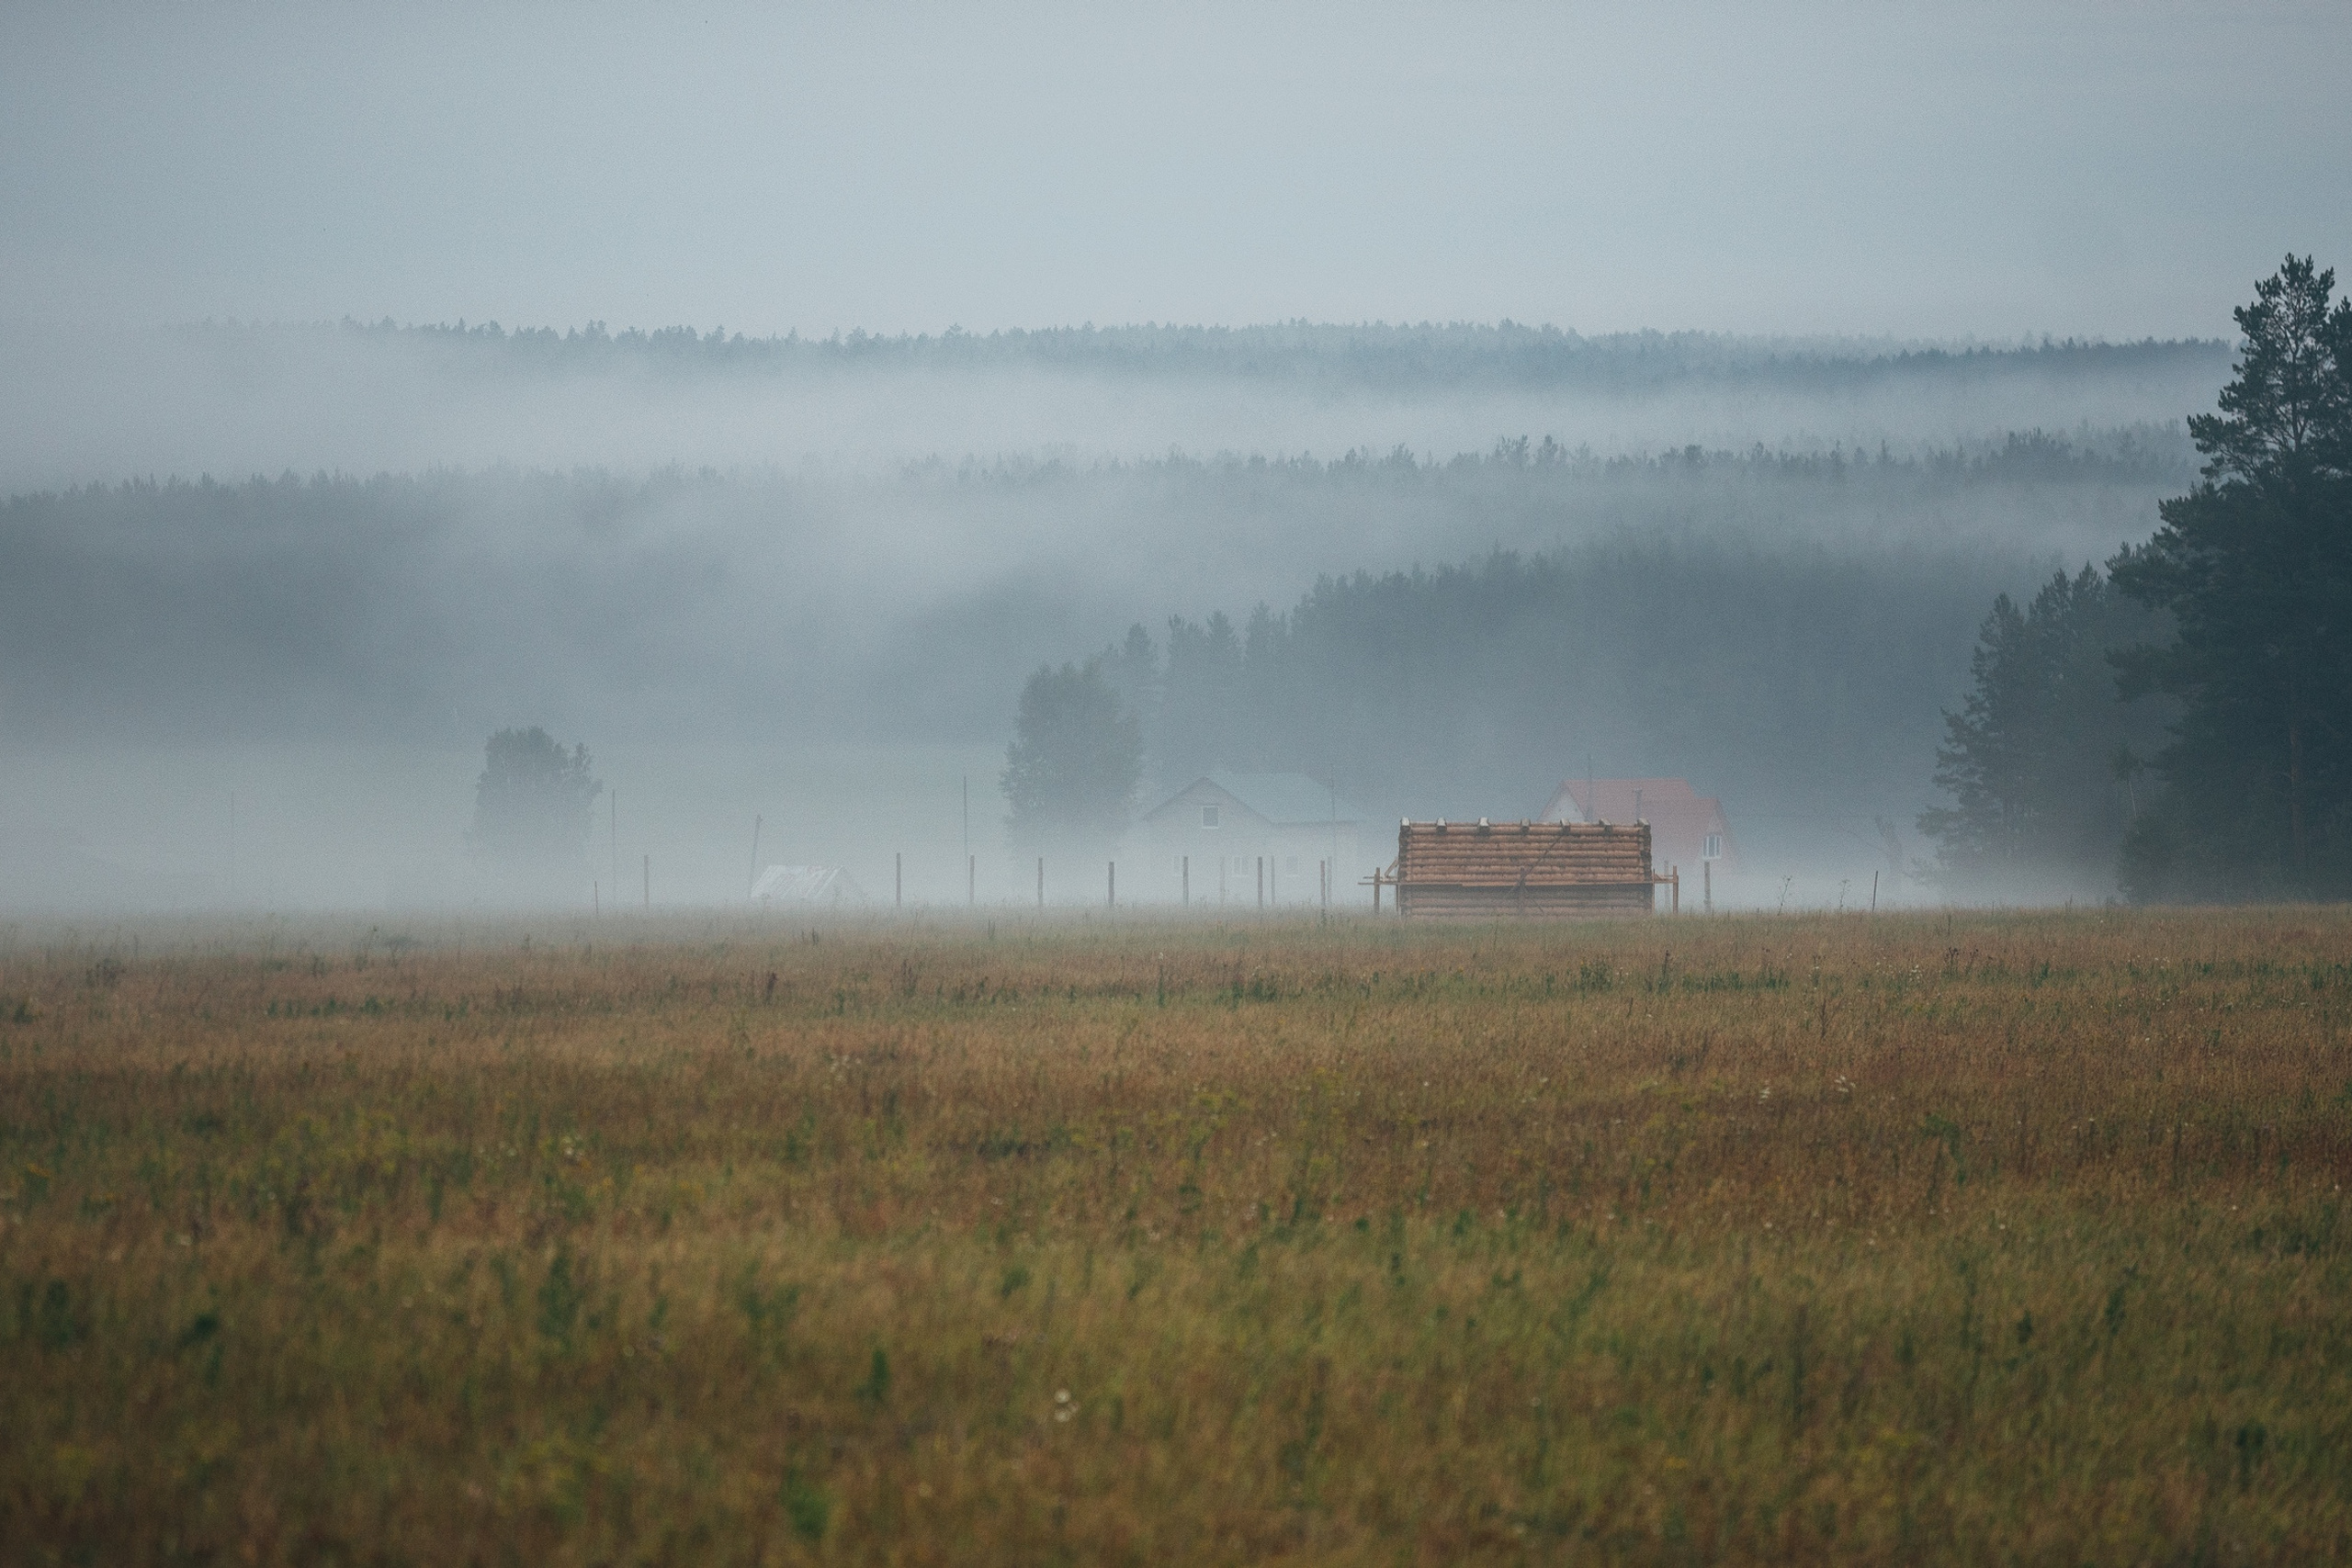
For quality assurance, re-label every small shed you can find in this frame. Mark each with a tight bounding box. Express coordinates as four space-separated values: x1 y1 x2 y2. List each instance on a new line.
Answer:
1384 818 1662 918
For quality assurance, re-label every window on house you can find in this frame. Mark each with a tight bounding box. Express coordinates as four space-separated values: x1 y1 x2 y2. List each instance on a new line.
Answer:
1201 805 1219 829
1703 833 1724 861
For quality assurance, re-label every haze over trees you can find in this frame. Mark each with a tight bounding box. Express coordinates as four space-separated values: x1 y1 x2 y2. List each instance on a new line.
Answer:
1916 567 2165 891
1001 662 1142 855
130 316 2233 397
0 325 2257 907
466 727 601 885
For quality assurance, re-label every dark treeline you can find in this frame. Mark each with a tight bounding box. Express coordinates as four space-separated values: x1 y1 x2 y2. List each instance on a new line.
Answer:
1091 540 2019 852
191 316 2229 396
1918 568 2171 894
915 424 2192 488
1918 257 2352 901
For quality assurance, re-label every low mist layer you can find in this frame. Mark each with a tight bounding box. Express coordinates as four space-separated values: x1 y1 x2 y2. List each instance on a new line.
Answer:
0 328 2211 911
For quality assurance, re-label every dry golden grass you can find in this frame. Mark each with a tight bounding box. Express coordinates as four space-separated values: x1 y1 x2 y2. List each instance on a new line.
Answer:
3 907 2348 1564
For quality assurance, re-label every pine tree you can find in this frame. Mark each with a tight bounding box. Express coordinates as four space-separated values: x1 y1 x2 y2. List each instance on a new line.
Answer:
1919 566 2160 890
2110 255 2352 898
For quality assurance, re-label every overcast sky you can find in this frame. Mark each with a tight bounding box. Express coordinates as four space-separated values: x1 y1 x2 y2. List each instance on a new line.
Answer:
4 1 2348 340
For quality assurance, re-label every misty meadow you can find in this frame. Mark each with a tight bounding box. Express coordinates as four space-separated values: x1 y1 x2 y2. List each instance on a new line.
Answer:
7 5 2352 1563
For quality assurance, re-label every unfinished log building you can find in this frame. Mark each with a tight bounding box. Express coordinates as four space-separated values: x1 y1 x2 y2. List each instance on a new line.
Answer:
1388 818 1661 918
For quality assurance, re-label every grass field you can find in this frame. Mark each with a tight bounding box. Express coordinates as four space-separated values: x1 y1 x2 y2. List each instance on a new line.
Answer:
3 908 2348 1564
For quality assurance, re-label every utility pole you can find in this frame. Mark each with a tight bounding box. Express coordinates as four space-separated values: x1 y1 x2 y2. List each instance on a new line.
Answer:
748 815 762 898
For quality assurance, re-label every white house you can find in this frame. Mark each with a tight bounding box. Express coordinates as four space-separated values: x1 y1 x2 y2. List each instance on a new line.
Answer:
1136 772 1369 906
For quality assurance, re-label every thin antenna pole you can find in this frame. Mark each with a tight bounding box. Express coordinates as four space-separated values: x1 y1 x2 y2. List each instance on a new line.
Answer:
748 814 762 898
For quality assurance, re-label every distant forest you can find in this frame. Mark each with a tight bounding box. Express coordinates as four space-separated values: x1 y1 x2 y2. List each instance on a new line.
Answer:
192 316 2229 395
0 426 2182 881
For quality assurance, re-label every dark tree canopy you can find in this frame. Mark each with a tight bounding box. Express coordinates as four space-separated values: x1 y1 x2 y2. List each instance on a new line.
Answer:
2111 256 2352 898
468 728 603 878
1918 566 2164 891
1001 661 1143 852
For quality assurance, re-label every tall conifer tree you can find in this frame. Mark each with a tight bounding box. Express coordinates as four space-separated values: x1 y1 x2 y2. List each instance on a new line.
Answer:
2111 256 2352 898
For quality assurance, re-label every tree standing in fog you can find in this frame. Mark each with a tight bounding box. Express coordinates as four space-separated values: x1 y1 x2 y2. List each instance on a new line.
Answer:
2111 255 2352 899
468 728 603 881
1919 565 2163 892
1001 660 1143 852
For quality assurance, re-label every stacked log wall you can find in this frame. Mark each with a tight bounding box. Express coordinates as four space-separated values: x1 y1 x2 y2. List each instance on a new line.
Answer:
1392 820 1656 919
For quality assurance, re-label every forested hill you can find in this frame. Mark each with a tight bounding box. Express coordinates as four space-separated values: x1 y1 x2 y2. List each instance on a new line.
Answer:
189 317 2230 394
